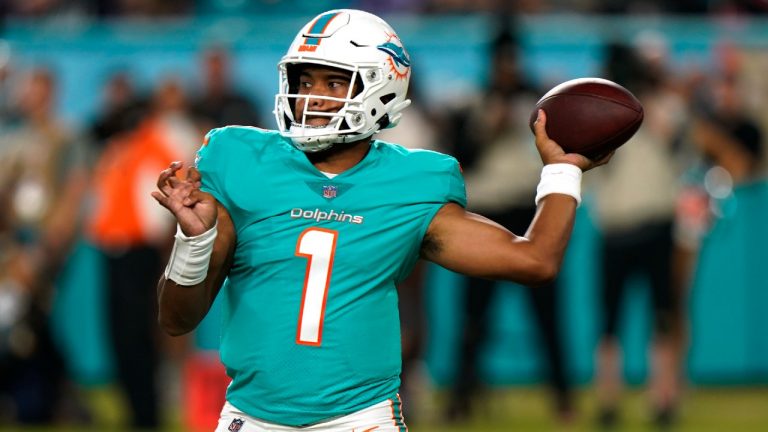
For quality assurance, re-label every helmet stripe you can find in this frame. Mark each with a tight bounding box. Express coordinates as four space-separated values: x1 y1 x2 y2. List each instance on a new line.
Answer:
303 12 341 46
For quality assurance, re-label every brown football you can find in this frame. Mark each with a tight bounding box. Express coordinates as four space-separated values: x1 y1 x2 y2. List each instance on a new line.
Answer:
529 77 644 160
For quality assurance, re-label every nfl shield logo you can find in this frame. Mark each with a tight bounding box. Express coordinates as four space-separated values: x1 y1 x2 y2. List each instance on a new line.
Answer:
322 185 338 199
228 418 244 431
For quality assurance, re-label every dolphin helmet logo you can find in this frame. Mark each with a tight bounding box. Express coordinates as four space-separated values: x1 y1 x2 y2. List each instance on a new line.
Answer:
377 34 410 80
377 42 411 68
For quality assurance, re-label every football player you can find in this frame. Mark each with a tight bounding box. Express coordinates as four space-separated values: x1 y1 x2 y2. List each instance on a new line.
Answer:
153 9 610 431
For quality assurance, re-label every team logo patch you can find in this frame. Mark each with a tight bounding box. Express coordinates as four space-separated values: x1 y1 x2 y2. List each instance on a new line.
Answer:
377 34 410 80
228 418 244 431
322 185 338 199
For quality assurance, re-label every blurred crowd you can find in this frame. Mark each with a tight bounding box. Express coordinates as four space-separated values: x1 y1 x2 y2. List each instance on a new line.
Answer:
0 45 263 428
1 0 768 18
1 7 767 432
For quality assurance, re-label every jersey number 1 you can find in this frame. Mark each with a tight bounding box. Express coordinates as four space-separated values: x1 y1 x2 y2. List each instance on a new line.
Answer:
295 228 338 346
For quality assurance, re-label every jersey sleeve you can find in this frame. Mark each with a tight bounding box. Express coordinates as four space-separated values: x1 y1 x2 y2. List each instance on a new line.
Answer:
194 128 232 210
398 146 467 208
445 157 467 208
392 151 467 283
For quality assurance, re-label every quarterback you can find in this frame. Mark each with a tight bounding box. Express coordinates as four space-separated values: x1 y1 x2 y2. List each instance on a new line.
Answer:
153 9 610 432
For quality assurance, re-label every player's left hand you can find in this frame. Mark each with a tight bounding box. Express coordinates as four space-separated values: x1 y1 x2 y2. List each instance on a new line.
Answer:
151 161 218 236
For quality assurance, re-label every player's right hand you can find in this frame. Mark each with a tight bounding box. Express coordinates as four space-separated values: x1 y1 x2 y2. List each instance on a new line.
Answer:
532 109 613 171
151 161 218 236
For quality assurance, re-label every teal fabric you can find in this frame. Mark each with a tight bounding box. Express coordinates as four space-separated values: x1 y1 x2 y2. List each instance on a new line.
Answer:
688 180 768 383
195 126 465 426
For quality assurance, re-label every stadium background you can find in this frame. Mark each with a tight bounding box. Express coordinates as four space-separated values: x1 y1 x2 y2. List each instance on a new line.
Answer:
1 0 767 430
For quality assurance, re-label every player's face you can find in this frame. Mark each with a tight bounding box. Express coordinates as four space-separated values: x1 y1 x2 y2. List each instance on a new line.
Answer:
294 66 353 127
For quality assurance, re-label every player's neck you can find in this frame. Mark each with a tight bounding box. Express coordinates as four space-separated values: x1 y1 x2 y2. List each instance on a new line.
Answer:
307 139 372 174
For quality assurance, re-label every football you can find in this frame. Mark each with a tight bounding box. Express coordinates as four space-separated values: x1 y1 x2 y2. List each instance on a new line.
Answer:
528 77 644 160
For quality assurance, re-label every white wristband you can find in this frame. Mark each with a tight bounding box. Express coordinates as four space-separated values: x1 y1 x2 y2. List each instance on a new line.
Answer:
164 224 218 286
535 163 583 206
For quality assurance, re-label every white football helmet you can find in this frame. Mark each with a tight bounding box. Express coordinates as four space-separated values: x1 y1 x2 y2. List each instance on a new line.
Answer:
274 9 412 152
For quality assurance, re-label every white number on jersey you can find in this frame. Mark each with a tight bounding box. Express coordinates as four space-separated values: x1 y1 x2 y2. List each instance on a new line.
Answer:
294 227 338 345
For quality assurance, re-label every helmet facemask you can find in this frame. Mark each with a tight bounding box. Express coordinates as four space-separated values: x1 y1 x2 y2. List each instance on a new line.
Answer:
276 62 372 152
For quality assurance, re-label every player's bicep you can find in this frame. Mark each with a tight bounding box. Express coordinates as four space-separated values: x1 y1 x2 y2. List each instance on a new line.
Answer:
421 203 542 282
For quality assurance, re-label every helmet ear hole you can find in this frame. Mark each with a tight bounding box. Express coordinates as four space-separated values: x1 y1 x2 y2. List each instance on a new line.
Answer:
379 93 396 105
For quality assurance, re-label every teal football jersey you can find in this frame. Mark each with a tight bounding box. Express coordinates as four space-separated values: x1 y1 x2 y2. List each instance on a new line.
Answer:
195 126 466 426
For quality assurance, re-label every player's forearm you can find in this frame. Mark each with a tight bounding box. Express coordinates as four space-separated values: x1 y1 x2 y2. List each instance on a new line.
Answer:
158 245 230 335
157 246 236 336
157 277 213 336
158 214 235 336
522 194 578 285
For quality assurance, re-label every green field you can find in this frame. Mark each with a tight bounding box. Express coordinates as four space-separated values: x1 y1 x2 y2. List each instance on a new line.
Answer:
409 387 768 432
2 386 766 431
